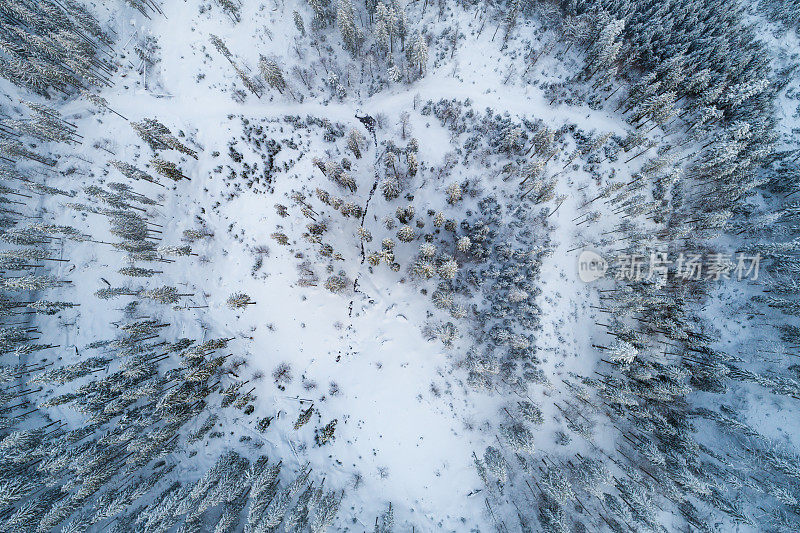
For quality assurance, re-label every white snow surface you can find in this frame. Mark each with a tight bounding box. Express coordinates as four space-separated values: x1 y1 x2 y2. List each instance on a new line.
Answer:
26 0 798 530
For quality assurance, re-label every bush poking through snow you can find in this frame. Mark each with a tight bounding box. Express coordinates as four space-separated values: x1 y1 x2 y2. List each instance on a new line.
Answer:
324 273 349 293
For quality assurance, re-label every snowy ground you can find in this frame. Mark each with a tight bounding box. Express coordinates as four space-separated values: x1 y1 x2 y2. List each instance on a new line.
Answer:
58 2 615 527
19 0 798 530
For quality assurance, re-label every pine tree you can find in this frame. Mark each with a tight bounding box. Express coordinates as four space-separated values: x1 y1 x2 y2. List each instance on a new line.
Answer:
82 91 128 120
157 245 192 256
110 160 162 186
151 156 189 182
438 259 458 280
307 0 329 24
585 16 624 80
3 274 60 291
374 503 394 533
258 467 311 529
397 225 415 242
139 285 192 304
315 419 337 445
346 129 366 158
119 266 161 278
216 0 241 22
374 2 391 53
209 34 233 62
294 404 315 429
0 140 57 166
409 32 428 77
500 0 521 43
483 446 509 483
131 118 197 158
337 0 360 56
540 468 575 506
500 422 535 454
259 57 288 95
293 11 306 35
283 483 316 533
307 490 342 533
227 292 255 309
234 64 264 97
446 183 462 204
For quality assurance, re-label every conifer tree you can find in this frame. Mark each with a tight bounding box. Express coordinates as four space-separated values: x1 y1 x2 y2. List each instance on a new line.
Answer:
374 2 392 53
131 118 197 158
409 33 428 77
259 57 289 95
151 156 189 182
337 0 360 56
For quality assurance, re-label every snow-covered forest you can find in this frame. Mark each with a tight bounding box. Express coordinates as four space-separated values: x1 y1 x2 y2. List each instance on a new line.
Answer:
0 0 799 531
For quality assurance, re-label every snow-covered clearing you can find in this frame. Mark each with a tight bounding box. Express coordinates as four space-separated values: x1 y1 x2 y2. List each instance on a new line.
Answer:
3 0 800 531
38 2 647 527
